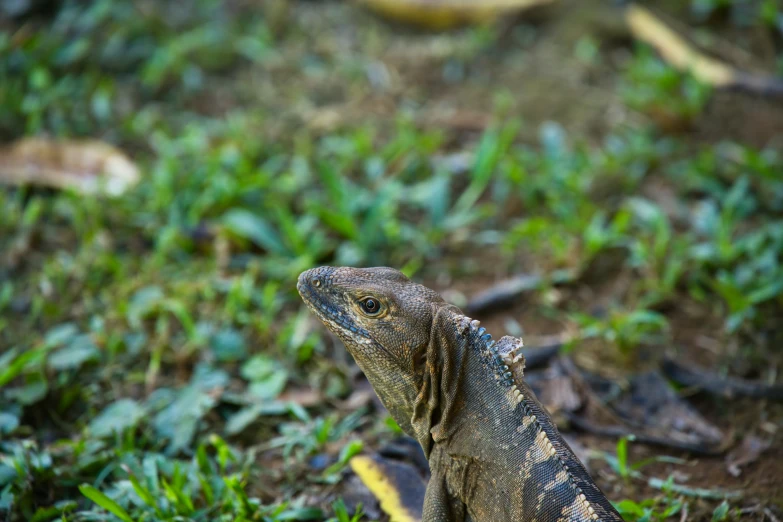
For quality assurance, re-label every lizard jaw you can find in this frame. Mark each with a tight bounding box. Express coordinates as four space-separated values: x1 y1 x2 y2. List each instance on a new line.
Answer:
297 284 371 340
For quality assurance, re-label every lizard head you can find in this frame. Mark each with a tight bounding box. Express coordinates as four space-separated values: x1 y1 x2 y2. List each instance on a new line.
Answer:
297 266 447 373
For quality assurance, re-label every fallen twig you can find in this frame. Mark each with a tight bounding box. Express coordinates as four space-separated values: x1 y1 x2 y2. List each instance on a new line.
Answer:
564 413 724 455
465 270 574 315
662 357 783 400
465 273 543 315
625 4 783 97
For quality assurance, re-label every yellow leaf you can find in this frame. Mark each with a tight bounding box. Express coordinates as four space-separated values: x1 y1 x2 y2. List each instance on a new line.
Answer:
355 0 555 30
350 454 426 522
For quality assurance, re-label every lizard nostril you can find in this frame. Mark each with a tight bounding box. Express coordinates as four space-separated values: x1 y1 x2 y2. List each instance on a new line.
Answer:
313 278 321 288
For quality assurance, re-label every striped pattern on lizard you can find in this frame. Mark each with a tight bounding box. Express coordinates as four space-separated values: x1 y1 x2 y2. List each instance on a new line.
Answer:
298 266 624 522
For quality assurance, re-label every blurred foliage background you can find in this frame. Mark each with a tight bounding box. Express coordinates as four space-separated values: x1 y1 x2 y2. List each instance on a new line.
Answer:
0 0 782 521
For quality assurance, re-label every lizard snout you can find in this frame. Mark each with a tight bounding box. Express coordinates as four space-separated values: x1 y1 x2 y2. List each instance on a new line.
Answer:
297 266 334 294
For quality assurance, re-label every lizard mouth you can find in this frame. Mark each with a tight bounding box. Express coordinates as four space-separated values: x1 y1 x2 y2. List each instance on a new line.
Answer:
296 269 396 361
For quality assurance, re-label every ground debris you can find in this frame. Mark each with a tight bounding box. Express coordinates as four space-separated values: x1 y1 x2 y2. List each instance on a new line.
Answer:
662 357 783 400
0 137 140 196
529 358 728 454
356 0 555 30
607 371 725 450
726 434 772 478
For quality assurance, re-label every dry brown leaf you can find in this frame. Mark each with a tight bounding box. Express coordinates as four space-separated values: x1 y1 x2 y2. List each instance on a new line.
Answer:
0 137 140 196
725 434 771 477
277 387 323 407
340 388 376 411
536 373 582 414
355 0 555 30
350 454 426 522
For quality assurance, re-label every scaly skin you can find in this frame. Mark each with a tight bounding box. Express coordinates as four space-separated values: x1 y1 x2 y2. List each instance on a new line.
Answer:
298 266 624 522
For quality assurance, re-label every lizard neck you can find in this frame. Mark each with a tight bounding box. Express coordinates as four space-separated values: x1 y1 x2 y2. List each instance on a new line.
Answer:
410 306 520 457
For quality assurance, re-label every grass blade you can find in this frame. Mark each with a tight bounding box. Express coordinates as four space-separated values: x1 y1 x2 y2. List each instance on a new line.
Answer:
79 484 134 522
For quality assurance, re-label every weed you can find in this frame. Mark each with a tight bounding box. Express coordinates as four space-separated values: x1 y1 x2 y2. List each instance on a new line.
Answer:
573 308 669 355
621 46 712 129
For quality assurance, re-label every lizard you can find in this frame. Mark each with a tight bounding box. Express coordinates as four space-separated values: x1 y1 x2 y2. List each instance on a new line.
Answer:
297 266 624 522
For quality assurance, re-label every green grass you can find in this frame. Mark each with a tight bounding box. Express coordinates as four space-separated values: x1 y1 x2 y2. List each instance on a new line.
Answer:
1 0 781 520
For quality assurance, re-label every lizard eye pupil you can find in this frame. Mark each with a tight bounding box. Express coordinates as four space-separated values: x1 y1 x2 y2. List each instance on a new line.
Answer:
361 298 381 315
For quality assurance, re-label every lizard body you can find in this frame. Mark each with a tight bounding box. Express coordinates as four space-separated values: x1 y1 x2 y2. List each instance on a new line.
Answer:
298 266 624 522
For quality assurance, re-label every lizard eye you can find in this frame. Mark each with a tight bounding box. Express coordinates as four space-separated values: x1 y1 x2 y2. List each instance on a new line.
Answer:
359 297 382 316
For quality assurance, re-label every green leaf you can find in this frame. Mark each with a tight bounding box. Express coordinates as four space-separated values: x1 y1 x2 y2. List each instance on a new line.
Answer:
222 208 286 255
153 385 216 454
0 465 18 487
315 206 359 240
0 348 46 387
48 334 100 371
712 500 730 521
615 499 645 517
162 476 194 514
454 127 500 215
616 437 629 478
225 405 264 435
160 299 197 341
540 120 568 160
711 275 749 315
89 399 146 438
31 501 78 522
0 412 20 435
249 371 288 400
127 286 164 327
277 506 324 520
127 471 158 510
241 355 276 381
0 484 13 512
44 323 79 347
6 376 48 405
79 484 134 522
210 328 247 362
316 161 348 213
340 440 363 462
747 278 783 305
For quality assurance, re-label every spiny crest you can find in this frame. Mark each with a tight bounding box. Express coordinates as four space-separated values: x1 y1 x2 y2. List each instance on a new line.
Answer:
456 315 526 388
457 315 601 522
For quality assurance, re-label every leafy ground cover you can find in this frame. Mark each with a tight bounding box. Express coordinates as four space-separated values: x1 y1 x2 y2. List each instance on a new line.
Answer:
1 0 782 520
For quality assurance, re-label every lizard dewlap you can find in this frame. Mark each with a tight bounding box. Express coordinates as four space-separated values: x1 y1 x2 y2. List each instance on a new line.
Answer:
298 266 624 522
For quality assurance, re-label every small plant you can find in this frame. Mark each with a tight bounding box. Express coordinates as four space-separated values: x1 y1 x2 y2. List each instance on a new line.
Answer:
321 440 364 483
604 439 689 521
329 498 364 522
621 46 712 130
268 412 366 462
573 308 669 355
615 496 684 522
